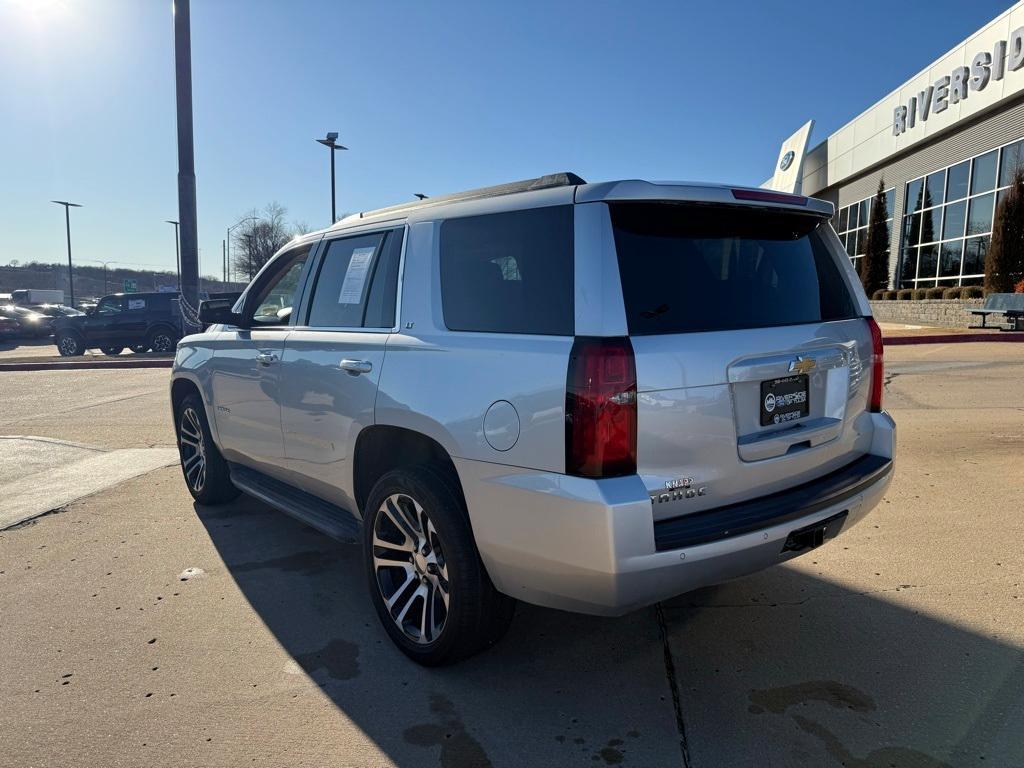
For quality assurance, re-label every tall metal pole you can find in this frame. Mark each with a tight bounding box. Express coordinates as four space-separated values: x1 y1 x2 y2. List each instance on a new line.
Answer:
173 0 199 318
330 148 336 224
222 238 226 285
51 201 81 307
64 205 73 306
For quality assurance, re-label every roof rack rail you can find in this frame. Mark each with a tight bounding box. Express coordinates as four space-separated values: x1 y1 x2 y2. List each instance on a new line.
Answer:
340 172 586 223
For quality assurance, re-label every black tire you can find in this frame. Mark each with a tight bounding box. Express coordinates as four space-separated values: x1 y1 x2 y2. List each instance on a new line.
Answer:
175 392 239 505
100 346 125 356
148 328 178 355
363 465 515 666
130 344 149 354
55 332 85 357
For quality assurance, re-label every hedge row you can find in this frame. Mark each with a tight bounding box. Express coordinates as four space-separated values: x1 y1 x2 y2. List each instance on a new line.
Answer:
870 286 984 300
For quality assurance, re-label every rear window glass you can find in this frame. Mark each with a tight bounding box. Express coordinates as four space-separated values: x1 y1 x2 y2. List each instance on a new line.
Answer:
440 205 574 335
610 203 858 335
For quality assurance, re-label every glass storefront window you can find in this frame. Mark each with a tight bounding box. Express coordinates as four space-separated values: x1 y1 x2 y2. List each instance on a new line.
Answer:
917 244 938 285
939 240 963 278
924 170 945 207
906 178 924 213
946 161 970 202
834 189 894 273
967 193 994 236
999 140 1024 186
899 138 1023 286
921 207 941 244
970 150 998 195
941 200 967 240
963 236 989 275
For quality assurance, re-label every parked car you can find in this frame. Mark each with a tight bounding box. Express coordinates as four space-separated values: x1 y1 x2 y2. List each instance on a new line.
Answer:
0 315 19 339
27 303 84 319
171 174 896 665
0 304 53 337
53 292 182 356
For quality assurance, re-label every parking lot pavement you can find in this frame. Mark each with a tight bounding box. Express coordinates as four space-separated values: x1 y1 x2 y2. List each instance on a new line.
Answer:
1 345 1023 767
0 367 172 449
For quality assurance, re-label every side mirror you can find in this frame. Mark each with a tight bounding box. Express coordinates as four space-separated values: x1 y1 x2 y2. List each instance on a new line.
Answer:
198 298 240 327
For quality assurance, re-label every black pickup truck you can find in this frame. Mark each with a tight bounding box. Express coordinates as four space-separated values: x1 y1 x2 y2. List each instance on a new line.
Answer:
53 292 183 356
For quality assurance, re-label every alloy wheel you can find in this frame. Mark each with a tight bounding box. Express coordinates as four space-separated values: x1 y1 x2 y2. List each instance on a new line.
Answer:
178 407 207 493
58 336 78 356
372 493 450 644
152 334 173 354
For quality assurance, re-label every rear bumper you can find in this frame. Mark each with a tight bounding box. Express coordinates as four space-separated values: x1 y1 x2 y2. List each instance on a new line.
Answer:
457 411 895 616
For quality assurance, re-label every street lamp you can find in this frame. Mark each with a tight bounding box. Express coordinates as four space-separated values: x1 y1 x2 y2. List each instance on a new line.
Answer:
315 132 347 224
165 220 180 290
51 200 82 307
414 193 429 200
226 215 258 285
79 259 122 296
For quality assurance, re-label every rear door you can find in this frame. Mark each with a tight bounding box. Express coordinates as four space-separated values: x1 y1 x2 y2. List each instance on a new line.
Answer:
607 201 875 519
277 226 404 511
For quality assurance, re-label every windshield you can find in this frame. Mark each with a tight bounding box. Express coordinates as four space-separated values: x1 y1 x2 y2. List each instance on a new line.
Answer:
609 202 859 335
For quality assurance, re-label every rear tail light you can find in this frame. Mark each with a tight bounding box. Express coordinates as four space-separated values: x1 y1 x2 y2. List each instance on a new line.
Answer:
565 337 637 478
731 188 808 206
867 316 884 412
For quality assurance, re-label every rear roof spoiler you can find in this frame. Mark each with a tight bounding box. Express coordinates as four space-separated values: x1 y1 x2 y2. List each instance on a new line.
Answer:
575 180 834 217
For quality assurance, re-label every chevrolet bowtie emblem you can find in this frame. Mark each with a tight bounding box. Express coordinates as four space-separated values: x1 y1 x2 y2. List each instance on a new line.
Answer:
789 356 817 375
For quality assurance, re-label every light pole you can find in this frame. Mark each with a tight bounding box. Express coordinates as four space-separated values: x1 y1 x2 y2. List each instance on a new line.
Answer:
80 259 122 296
165 220 180 290
414 193 428 200
226 215 257 286
51 200 82 307
316 132 347 224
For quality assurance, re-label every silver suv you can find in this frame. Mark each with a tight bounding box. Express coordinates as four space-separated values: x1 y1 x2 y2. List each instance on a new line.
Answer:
171 173 895 665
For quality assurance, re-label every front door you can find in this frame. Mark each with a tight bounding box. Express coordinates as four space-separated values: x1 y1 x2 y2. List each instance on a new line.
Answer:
211 243 314 470
85 295 126 344
278 227 404 512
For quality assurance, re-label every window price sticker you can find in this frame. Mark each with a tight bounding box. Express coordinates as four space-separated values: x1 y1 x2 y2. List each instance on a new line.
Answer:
338 247 376 305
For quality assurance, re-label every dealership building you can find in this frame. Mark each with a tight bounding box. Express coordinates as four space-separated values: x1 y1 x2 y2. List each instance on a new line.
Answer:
767 1 1024 289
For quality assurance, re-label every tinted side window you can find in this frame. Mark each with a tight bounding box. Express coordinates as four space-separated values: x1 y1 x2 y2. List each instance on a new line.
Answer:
610 203 857 335
306 232 386 327
363 229 403 328
440 205 574 335
247 246 311 327
97 297 125 315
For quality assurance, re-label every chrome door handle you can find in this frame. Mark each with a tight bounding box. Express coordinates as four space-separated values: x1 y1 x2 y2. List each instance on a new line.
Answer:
339 359 372 375
255 351 279 366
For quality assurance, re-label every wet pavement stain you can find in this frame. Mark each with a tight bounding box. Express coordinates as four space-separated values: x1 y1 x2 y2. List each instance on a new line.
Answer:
403 693 493 768
292 638 360 681
793 715 953 768
748 679 875 715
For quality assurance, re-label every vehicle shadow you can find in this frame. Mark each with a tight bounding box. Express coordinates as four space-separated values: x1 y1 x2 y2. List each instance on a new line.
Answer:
194 497 1023 768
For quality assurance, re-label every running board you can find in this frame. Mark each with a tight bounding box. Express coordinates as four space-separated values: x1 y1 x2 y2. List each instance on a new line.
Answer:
229 463 361 542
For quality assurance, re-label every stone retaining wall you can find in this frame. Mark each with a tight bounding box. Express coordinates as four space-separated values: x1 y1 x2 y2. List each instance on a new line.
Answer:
869 299 984 328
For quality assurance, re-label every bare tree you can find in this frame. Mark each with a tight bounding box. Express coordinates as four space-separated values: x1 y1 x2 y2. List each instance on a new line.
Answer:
231 203 305 280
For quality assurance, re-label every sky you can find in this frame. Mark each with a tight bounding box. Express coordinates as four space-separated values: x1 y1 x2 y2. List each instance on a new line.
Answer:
0 0 1015 278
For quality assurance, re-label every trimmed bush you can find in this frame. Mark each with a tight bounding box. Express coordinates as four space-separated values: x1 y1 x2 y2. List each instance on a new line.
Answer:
962 286 984 299
883 290 898 300
871 289 886 300
911 288 928 300
897 289 914 300
925 287 946 299
942 287 963 299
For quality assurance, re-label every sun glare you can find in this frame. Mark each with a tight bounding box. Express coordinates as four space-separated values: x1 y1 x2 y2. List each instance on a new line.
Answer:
4 0 73 23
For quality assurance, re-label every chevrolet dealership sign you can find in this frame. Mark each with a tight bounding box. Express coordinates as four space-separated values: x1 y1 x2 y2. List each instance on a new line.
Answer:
893 28 1024 136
